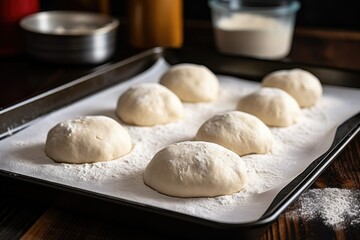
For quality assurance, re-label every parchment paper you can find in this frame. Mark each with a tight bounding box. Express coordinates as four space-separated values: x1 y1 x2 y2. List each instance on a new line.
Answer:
0 59 359 223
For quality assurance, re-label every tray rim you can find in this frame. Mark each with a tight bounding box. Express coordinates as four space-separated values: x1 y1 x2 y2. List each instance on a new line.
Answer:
0 47 359 231
1 113 358 227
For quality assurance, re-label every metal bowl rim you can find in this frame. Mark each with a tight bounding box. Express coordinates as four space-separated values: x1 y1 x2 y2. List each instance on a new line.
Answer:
20 10 119 36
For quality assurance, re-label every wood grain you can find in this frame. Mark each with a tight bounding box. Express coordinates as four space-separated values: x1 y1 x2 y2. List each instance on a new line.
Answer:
0 199 46 240
261 134 360 240
20 208 176 240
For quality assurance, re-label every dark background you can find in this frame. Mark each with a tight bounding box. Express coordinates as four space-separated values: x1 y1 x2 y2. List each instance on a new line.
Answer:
40 0 360 30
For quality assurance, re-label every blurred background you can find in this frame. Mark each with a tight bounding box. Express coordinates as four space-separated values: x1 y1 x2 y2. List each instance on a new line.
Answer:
39 0 359 30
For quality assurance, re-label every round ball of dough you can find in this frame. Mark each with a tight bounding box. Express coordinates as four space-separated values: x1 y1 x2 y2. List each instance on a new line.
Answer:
143 141 247 198
262 68 323 107
159 64 219 102
237 88 301 127
196 111 273 156
116 83 183 126
45 116 132 164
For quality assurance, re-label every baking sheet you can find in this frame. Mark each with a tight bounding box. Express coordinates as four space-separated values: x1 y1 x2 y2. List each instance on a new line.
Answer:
0 58 359 224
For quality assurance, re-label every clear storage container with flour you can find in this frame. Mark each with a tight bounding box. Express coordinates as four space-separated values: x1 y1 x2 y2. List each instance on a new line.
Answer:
209 0 300 59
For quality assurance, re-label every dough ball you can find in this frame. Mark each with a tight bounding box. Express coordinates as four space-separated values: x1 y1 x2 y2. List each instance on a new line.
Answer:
262 68 323 107
237 88 301 127
143 141 247 198
159 64 219 102
196 111 273 156
116 83 183 126
45 116 132 164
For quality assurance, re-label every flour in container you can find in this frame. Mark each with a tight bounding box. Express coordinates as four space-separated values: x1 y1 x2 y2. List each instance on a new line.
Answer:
214 13 294 58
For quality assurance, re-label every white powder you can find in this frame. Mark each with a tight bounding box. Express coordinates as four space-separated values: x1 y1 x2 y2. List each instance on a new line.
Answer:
218 13 282 31
214 13 294 58
1 59 360 224
289 188 360 229
13 140 28 147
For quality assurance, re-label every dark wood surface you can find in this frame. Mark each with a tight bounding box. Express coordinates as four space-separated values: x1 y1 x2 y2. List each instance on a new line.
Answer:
0 20 359 240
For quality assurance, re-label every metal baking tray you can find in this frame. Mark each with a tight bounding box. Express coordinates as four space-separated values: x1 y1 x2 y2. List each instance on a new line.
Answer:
1 48 359 239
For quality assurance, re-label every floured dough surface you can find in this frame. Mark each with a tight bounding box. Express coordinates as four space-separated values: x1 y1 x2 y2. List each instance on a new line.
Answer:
45 116 132 164
143 141 247 198
116 83 183 126
159 64 219 102
196 111 273 156
262 68 323 107
237 87 301 127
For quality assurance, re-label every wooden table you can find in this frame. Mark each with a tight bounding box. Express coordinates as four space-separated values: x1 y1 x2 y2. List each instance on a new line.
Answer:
1 21 359 239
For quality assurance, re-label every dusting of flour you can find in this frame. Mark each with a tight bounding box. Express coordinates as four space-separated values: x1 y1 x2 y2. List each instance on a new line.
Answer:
1 59 359 223
288 188 360 229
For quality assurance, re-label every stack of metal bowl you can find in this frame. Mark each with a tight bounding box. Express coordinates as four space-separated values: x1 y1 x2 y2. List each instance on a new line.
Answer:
20 11 119 64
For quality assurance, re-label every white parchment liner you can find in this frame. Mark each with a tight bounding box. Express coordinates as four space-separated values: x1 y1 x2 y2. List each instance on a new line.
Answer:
0 59 359 223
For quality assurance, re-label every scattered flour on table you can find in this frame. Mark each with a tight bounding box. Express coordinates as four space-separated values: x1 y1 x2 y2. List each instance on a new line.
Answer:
289 188 360 229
